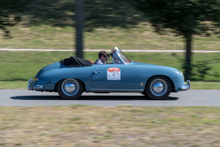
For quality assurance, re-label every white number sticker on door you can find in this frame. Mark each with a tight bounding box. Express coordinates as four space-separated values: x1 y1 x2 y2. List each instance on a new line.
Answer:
107 67 121 80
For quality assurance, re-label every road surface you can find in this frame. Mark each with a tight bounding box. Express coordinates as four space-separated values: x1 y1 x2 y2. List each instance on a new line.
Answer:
0 90 220 106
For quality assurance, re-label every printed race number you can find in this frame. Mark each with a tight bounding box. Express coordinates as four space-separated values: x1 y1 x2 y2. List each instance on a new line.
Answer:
107 67 121 80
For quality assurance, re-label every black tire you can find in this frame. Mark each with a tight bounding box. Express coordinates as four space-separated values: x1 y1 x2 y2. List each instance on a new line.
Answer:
57 78 84 100
141 92 147 96
145 76 171 100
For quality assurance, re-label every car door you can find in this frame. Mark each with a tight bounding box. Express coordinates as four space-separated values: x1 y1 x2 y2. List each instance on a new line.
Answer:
91 64 138 90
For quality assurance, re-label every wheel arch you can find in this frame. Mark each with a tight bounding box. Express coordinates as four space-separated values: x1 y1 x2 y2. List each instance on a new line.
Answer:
54 78 86 92
145 75 175 92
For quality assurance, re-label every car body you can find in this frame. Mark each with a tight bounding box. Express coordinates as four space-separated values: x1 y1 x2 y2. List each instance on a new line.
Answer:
28 47 190 100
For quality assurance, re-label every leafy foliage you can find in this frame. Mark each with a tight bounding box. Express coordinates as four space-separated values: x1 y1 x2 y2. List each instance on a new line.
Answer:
129 0 220 80
23 0 144 31
192 60 220 81
171 53 220 81
130 0 220 36
0 0 29 38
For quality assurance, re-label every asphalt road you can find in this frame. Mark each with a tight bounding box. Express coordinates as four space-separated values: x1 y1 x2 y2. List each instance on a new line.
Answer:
0 90 220 106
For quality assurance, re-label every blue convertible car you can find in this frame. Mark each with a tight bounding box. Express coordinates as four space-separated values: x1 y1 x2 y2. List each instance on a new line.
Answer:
28 47 190 100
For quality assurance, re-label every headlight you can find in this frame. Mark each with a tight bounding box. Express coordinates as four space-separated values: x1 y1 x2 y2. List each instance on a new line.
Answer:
180 71 184 80
32 77 38 84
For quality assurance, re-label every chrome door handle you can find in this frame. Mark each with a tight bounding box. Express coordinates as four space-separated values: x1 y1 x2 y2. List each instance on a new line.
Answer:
93 71 101 74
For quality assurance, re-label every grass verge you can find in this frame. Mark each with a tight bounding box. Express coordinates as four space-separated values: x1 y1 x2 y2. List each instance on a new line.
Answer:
0 51 219 89
1 23 220 50
0 106 220 146
0 81 219 90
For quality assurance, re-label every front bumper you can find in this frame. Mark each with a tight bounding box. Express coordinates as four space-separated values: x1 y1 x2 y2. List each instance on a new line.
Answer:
178 80 191 91
28 78 43 90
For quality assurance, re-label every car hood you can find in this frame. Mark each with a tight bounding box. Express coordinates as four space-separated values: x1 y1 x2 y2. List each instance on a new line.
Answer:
133 62 165 67
133 62 157 66
132 62 179 72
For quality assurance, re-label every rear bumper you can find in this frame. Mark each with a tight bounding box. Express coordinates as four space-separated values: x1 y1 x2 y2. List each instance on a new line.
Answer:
28 78 43 90
178 80 191 91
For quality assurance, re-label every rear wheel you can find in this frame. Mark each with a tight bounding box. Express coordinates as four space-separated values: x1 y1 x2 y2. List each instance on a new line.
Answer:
57 78 84 100
145 76 171 100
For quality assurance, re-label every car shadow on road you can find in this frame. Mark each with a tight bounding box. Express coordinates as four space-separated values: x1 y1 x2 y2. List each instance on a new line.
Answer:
10 95 179 101
11 95 62 100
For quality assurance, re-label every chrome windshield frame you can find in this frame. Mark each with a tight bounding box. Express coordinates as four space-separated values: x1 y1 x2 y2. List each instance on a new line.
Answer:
114 49 131 64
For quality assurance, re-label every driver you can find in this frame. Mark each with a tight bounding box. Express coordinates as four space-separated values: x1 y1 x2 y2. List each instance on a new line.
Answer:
94 51 109 64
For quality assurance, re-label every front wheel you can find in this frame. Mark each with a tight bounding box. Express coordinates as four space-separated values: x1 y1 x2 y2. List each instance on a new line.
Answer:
57 78 84 100
145 76 171 100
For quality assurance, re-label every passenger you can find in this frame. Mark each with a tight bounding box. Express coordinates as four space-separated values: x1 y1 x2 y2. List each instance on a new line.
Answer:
94 51 109 64
111 49 120 64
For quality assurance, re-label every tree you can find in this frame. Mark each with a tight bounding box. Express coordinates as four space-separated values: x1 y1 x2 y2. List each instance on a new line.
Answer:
22 0 144 30
75 0 84 58
130 0 220 80
0 0 29 38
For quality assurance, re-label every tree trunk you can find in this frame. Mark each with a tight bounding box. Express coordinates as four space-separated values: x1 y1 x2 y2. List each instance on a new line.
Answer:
75 0 84 58
184 33 192 80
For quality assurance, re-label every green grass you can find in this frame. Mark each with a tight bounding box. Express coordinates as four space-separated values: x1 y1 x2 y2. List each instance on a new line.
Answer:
0 81 27 89
1 81 219 90
1 0 220 50
1 1 220 89
0 51 220 89
191 82 220 89
1 23 220 50
0 106 220 146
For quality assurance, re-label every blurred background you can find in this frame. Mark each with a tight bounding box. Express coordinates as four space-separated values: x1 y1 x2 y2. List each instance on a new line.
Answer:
0 0 220 88
1 0 220 50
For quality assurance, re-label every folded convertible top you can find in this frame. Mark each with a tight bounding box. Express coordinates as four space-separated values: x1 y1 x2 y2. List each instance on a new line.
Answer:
60 56 92 67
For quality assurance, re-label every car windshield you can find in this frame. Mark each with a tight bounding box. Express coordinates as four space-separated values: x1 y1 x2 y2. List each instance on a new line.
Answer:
117 50 131 63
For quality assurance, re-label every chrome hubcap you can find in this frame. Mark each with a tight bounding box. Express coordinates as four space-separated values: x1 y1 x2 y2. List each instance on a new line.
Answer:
65 83 76 93
62 79 79 96
153 83 163 93
150 79 167 97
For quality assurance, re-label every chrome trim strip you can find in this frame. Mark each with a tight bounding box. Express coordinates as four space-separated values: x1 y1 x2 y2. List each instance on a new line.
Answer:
187 80 191 89
28 78 43 90
90 89 144 92
28 78 33 90
30 85 44 90
178 80 190 91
